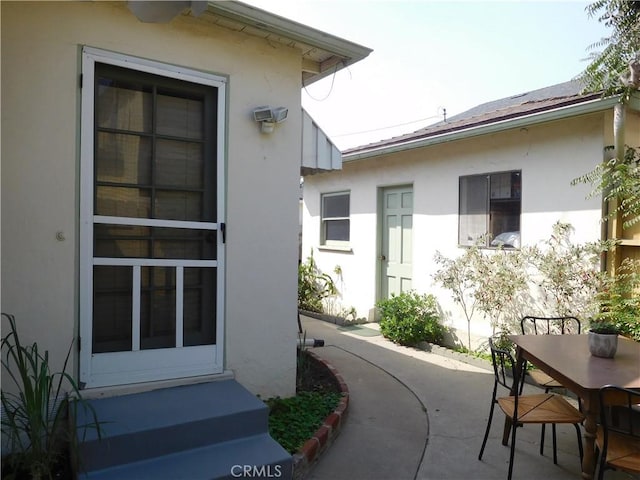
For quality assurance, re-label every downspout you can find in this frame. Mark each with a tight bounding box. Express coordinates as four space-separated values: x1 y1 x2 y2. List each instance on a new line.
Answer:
613 102 626 167
604 102 626 272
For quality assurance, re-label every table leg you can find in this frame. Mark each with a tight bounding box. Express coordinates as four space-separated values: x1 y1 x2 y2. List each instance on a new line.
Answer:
580 395 598 480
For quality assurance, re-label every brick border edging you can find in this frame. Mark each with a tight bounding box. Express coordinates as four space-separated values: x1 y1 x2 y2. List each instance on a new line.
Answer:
291 350 349 480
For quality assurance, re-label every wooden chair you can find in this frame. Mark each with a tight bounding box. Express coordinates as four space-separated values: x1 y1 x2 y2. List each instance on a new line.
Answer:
478 336 584 480
520 316 581 457
596 385 640 479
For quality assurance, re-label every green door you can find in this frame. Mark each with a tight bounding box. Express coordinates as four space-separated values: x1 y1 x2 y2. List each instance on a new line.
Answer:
380 186 413 300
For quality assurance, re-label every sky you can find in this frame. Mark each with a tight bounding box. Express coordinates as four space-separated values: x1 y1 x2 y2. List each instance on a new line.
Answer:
243 0 612 150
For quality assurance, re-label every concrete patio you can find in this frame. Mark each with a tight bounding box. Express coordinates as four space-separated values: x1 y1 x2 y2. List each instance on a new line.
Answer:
300 315 636 480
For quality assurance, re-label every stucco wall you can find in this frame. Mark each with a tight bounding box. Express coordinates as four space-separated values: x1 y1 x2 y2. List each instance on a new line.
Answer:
302 114 606 345
1 1 300 397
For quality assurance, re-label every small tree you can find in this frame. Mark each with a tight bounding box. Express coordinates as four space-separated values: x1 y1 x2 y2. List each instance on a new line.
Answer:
471 247 529 335
433 248 481 350
526 222 607 319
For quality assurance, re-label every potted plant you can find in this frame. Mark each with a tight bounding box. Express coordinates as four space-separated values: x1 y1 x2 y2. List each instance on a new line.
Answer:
588 319 620 358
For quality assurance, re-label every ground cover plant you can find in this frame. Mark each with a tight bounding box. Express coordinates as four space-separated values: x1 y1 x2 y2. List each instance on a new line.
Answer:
265 345 342 454
266 390 342 454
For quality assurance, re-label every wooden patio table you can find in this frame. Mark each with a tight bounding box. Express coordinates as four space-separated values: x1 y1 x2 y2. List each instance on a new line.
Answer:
508 334 640 480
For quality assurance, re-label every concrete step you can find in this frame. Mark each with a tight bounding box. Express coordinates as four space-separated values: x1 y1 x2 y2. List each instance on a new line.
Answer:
76 380 292 479
79 433 292 480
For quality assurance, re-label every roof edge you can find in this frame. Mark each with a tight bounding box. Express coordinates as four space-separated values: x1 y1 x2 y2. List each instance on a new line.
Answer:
207 1 372 84
343 95 622 162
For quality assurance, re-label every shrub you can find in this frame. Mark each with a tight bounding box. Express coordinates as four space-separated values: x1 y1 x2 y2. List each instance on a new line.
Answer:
298 253 337 313
377 291 444 346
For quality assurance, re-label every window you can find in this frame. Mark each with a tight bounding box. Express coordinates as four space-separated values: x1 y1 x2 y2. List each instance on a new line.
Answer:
459 171 521 248
321 192 350 245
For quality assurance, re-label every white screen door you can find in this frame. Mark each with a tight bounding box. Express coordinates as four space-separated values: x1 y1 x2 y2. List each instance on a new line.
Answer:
80 48 226 388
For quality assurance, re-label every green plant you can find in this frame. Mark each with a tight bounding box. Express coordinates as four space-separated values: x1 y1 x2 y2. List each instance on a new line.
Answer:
588 319 620 335
433 243 530 349
578 0 640 100
572 146 640 230
265 391 341 454
433 223 614 350
433 248 481 350
525 222 608 319
376 291 444 346
592 257 640 340
1 313 101 480
298 252 338 313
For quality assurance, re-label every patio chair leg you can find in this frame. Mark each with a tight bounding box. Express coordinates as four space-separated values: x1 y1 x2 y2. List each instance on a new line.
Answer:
574 424 583 463
479 400 496 460
508 413 518 480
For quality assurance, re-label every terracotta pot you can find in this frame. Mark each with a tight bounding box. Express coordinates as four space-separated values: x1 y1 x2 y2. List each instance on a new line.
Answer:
588 330 618 358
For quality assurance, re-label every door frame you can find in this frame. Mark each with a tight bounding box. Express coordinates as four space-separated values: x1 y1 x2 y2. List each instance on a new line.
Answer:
79 47 227 388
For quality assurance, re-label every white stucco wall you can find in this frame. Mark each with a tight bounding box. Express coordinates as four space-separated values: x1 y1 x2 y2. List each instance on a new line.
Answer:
302 114 607 346
1 1 300 397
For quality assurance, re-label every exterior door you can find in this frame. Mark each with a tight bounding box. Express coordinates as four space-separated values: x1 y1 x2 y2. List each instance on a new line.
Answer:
80 48 226 388
380 186 413 300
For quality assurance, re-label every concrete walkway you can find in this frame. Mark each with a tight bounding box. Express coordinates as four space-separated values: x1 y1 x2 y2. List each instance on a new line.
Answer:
300 316 634 480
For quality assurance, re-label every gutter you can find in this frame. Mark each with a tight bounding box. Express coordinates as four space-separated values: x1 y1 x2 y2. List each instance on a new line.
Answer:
206 1 372 75
344 95 623 163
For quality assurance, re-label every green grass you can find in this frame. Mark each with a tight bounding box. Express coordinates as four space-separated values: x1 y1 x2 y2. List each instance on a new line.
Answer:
265 391 342 454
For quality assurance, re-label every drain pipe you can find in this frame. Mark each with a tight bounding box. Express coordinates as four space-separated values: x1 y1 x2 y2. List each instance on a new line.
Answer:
297 337 325 348
297 312 325 347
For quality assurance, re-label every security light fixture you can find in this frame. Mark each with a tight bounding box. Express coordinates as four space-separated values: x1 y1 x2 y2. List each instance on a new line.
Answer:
252 106 288 134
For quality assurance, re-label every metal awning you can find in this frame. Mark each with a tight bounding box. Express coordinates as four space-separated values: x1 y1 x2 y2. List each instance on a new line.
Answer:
301 109 341 175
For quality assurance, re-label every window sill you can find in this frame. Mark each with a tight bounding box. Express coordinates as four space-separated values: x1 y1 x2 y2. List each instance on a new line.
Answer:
318 245 353 253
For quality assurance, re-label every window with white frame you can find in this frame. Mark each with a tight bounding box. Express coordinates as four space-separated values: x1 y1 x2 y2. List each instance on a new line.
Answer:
459 171 521 248
321 192 350 245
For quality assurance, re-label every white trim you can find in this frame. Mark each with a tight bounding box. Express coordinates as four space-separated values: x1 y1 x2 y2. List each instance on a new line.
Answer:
176 266 184 348
82 46 227 87
344 96 622 162
94 216 218 230
93 258 218 267
88 345 222 388
79 47 226 388
132 266 141 351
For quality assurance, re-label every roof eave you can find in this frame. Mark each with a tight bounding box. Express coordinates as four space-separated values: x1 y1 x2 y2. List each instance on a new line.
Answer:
206 1 372 86
344 95 623 163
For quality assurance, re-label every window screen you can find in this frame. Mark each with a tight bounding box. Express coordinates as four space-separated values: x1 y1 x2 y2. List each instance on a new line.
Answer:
459 171 521 248
321 192 350 244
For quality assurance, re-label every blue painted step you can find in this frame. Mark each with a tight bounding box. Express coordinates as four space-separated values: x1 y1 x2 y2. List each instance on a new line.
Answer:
76 380 292 479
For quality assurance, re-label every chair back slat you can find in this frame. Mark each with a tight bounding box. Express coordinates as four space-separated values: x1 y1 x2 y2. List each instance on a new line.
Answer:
488 337 523 393
599 385 640 439
520 316 581 335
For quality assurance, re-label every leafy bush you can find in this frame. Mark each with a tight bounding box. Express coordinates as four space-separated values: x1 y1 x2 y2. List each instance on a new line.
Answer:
377 291 444 346
593 257 640 340
298 253 337 313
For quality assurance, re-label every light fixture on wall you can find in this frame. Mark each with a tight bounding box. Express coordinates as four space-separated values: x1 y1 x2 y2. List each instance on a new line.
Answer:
252 106 288 134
